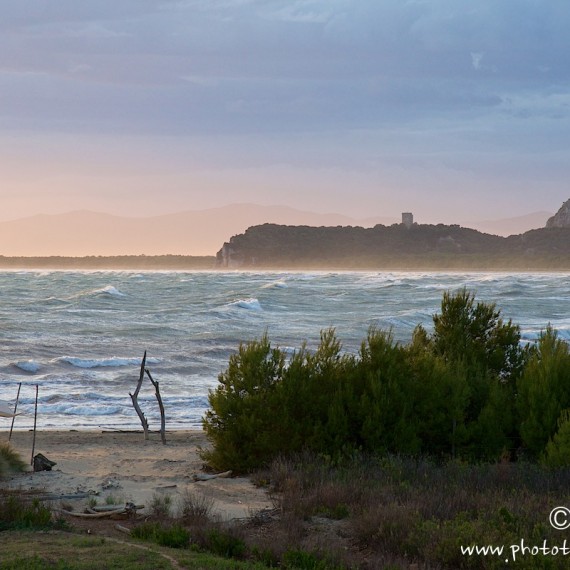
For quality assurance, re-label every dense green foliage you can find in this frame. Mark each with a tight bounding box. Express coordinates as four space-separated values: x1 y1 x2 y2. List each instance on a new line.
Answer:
203 289 570 471
217 223 570 269
517 327 570 461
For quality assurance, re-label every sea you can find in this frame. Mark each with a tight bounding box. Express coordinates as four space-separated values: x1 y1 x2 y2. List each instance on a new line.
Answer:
0 271 568 431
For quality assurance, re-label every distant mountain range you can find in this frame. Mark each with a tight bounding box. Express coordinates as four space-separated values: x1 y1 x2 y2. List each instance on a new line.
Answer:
0 204 553 257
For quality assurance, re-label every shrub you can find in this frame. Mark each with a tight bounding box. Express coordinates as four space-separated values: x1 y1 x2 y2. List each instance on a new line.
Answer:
200 290 555 470
205 528 247 559
179 490 214 525
543 409 570 467
518 326 570 459
149 493 172 518
202 334 287 472
0 444 27 478
0 495 53 531
132 522 190 549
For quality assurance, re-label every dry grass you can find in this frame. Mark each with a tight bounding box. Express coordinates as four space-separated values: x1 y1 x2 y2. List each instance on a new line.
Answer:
179 490 215 525
0 443 27 478
13 453 568 569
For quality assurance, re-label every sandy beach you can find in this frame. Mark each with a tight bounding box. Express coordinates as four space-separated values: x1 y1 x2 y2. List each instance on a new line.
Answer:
3 430 272 521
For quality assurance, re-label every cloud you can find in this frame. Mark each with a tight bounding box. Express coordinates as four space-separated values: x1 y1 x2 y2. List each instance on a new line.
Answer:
0 0 569 221
471 52 483 70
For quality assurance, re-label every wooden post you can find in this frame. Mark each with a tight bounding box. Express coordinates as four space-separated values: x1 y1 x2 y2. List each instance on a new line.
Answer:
8 383 22 442
30 385 39 466
145 368 166 445
130 352 149 440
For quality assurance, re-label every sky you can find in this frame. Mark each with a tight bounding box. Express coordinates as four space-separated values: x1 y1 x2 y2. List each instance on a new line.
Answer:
1 0 569 224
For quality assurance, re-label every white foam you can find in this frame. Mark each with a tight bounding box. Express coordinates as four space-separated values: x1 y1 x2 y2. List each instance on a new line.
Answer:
229 298 263 311
52 404 123 416
261 280 288 289
14 360 41 373
97 285 126 297
55 356 160 369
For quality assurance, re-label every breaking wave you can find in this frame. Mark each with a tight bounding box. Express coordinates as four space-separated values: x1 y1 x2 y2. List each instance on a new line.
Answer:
13 360 41 373
55 356 160 369
229 298 263 311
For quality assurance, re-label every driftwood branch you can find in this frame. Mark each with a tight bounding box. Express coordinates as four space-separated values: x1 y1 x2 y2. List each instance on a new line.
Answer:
30 385 39 466
58 503 144 519
130 351 149 440
58 507 127 519
33 492 98 501
8 382 22 442
145 368 166 445
192 470 232 481
90 504 143 512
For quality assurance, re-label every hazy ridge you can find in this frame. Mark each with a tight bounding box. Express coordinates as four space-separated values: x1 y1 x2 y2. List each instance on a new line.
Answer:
0 204 551 258
217 223 570 271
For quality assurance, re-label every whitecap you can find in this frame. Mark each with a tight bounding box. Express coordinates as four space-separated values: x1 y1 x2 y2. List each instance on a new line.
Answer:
96 285 126 297
261 280 288 289
13 360 41 373
51 404 123 416
55 356 160 369
229 298 263 311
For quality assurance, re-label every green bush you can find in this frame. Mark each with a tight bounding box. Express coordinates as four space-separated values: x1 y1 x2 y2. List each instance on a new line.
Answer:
131 522 190 549
543 409 570 467
518 326 570 459
205 528 247 559
0 496 53 531
201 334 287 472
201 289 553 471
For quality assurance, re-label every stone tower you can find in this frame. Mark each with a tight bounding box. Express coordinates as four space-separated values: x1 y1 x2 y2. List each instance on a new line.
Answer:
402 212 414 229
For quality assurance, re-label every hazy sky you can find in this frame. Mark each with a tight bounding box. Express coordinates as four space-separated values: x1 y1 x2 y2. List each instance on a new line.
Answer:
1 0 569 223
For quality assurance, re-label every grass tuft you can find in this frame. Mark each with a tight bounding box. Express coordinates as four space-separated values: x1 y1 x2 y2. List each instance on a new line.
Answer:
0 444 27 478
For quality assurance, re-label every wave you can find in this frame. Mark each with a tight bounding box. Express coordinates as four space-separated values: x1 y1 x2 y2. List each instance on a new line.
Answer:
261 280 288 289
13 360 41 373
229 298 263 311
50 404 124 416
521 327 570 344
96 285 126 297
55 356 160 369
69 285 127 300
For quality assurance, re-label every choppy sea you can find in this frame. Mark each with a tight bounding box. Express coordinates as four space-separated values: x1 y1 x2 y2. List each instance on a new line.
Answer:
0 271 568 430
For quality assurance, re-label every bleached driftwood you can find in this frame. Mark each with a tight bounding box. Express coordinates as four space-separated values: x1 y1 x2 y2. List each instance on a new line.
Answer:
34 492 97 501
58 507 127 519
30 385 39 466
145 368 166 445
192 470 232 481
130 351 149 440
8 382 21 441
90 504 144 513
59 503 144 519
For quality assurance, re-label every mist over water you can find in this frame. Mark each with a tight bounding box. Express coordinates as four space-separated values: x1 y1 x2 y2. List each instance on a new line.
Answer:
0 271 567 430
